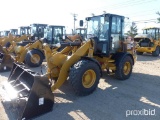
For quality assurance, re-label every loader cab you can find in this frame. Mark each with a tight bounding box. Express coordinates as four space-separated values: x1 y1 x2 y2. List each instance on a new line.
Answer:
10 29 18 36
76 28 87 39
3 30 10 36
143 27 160 40
86 13 124 56
18 26 31 36
44 25 65 44
30 23 48 39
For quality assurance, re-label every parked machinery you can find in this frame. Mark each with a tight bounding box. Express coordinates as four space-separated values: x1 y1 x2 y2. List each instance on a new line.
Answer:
0 13 136 120
0 31 3 37
30 23 48 40
43 25 65 44
10 29 18 36
3 30 10 37
134 27 160 56
0 33 29 52
75 27 87 39
18 26 31 36
0 25 68 71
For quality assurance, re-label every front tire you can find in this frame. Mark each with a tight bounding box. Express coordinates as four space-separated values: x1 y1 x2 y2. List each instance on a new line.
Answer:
136 51 143 55
25 49 44 67
69 59 101 96
115 56 133 80
152 46 159 57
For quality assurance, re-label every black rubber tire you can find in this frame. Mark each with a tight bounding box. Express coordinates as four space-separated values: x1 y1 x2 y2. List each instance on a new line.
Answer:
115 56 133 80
69 59 101 96
25 49 44 67
136 51 143 55
152 46 159 57
5 42 11 48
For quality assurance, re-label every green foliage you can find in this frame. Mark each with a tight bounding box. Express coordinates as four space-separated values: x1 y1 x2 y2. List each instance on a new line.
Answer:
125 25 138 38
156 11 160 23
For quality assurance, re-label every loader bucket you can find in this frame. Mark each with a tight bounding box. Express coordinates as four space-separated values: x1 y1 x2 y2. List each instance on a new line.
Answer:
1 63 54 120
0 52 13 72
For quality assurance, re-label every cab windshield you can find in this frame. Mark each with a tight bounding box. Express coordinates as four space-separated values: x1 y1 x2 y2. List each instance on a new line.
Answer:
87 16 109 41
44 27 52 42
31 26 37 35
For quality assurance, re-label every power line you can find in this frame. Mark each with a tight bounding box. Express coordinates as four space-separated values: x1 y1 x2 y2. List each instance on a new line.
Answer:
133 19 157 22
82 0 155 12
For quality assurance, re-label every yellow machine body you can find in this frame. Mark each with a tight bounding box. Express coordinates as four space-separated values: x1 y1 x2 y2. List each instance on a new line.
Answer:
134 27 160 56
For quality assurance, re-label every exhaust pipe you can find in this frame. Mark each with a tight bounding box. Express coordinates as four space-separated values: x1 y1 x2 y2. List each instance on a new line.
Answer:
1 63 54 120
0 52 13 72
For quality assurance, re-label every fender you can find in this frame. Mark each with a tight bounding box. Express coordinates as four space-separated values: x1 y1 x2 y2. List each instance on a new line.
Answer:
111 52 135 65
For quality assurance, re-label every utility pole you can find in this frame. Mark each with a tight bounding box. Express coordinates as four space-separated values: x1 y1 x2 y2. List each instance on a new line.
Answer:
71 13 78 34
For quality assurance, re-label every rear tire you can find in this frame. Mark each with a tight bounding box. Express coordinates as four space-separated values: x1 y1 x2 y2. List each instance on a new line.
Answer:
69 59 101 96
136 51 143 55
25 49 43 67
152 46 159 57
115 56 133 80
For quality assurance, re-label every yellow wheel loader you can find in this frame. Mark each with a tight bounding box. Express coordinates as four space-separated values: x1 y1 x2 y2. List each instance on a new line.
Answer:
2 30 10 36
15 25 66 67
0 30 10 41
134 27 160 56
10 29 18 36
30 23 48 40
0 33 30 53
0 13 136 120
76 27 87 39
0 24 48 71
19 26 31 36
0 26 82 72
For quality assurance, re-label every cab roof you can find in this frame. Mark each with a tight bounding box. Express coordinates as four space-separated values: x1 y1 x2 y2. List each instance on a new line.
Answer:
48 25 65 28
134 34 152 38
10 29 18 31
85 13 124 20
143 27 160 30
31 23 48 26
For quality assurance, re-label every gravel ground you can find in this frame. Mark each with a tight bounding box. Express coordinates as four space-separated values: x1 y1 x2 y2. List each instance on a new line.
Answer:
0 54 160 120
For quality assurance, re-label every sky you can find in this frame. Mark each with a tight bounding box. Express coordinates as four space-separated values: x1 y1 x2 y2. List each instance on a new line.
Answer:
0 0 160 33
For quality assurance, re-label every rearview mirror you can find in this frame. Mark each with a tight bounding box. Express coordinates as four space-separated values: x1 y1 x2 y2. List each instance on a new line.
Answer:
80 20 83 27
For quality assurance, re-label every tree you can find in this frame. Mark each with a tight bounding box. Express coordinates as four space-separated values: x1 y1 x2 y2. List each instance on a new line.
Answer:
125 23 138 38
156 11 160 23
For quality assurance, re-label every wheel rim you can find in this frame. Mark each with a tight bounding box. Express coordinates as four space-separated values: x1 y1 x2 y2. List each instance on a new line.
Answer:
82 69 96 88
30 54 40 64
123 62 131 75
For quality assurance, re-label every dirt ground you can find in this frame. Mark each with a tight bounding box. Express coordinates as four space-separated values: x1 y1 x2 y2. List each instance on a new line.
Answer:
0 54 160 120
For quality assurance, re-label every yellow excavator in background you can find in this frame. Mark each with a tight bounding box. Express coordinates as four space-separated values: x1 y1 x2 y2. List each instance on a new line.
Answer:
0 13 137 120
134 27 160 56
